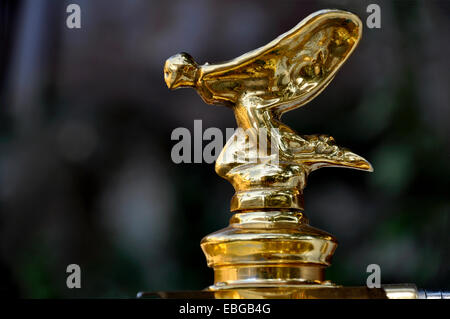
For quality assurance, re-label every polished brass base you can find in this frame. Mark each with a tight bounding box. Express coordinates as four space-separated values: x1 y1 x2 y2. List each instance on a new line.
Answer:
201 210 337 289
212 265 328 288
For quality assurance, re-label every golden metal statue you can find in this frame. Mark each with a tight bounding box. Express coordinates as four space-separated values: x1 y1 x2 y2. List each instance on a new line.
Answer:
165 9 371 212
163 9 420 299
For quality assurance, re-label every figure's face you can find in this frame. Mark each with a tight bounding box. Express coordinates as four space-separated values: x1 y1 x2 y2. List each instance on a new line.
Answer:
164 53 197 89
164 57 181 89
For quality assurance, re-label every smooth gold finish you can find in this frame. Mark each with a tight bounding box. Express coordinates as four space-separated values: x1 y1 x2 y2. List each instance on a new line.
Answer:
165 9 373 294
201 210 337 288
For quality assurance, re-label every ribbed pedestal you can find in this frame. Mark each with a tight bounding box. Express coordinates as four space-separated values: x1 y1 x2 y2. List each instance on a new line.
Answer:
201 210 338 290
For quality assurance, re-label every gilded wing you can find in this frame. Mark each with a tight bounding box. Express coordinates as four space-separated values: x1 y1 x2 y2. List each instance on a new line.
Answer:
196 9 362 112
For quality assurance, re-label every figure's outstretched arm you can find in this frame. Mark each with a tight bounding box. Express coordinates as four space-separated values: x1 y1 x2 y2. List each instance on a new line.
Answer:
294 134 373 172
164 10 362 113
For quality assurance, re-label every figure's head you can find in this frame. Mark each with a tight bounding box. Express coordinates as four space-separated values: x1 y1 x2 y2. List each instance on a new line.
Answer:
164 52 198 89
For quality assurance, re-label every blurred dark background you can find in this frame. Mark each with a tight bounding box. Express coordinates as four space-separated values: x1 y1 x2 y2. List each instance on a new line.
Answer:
0 0 449 298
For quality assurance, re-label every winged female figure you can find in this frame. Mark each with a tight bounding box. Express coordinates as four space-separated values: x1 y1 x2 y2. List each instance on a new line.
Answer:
164 9 372 211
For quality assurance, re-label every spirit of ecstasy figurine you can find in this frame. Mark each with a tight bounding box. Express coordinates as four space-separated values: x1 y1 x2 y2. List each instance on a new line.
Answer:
159 9 447 299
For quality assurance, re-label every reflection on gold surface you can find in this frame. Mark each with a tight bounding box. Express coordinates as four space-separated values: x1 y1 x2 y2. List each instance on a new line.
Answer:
165 9 375 295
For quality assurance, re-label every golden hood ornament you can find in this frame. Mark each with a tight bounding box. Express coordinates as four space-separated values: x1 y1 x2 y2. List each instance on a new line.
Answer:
161 9 427 299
